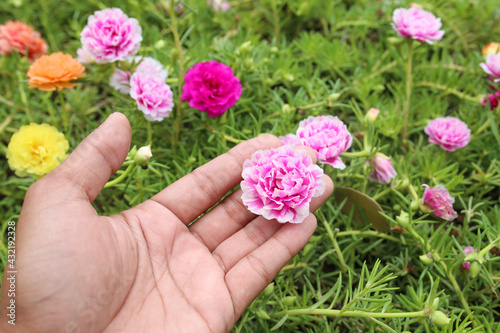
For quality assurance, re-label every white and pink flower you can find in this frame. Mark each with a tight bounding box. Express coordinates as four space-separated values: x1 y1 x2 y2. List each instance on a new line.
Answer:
241 146 325 224
424 117 470 151
392 7 444 44
480 53 500 82
130 72 174 121
368 153 397 184
421 184 458 221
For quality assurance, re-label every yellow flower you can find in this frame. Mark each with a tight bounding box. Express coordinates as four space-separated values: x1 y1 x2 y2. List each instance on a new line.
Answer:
7 123 69 177
482 42 500 58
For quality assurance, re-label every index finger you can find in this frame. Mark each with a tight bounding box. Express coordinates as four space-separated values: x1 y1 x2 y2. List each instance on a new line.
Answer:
149 134 282 224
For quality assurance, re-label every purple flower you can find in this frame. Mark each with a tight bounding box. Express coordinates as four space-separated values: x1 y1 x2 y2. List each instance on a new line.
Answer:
296 115 352 169
461 246 476 270
392 8 445 44
81 8 142 63
368 153 397 184
241 146 325 223
424 117 471 151
130 72 174 121
421 184 458 221
279 134 301 147
110 68 132 94
181 60 242 117
480 54 500 82
134 56 168 82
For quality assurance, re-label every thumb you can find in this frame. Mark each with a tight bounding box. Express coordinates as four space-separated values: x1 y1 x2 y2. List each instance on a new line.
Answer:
50 112 132 202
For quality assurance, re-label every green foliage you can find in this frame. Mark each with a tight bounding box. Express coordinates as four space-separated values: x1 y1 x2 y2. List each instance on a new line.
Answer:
1 0 499 331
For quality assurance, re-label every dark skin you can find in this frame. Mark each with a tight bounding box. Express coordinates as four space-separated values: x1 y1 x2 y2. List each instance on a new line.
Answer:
0 113 333 333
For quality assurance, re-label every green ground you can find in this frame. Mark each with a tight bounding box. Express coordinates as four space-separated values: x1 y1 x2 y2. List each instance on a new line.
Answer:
1 0 499 331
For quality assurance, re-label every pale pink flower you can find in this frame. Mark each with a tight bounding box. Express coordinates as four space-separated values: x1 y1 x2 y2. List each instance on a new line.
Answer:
279 134 301 147
76 47 94 64
392 8 444 44
209 0 230 12
81 8 142 63
461 246 476 270
241 146 325 224
424 117 471 151
134 56 168 82
421 184 458 221
296 115 352 169
109 68 132 94
130 72 174 121
181 60 242 117
366 108 380 121
480 54 500 82
368 153 397 184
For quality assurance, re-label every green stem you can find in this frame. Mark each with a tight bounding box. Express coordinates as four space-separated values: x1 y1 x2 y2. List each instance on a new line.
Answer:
416 81 479 103
372 188 391 201
146 121 153 145
408 184 419 201
271 308 426 319
336 230 404 244
104 164 135 188
479 237 500 258
59 91 68 127
320 214 346 273
170 0 185 150
402 41 413 151
270 0 280 42
299 100 328 110
341 150 370 158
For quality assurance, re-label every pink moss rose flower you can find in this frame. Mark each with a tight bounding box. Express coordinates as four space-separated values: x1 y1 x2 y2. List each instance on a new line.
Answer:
368 153 397 184
76 47 94 64
81 8 142 63
296 115 352 169
480 54 500 82
209 0 230 12
461 246 476 270
130 72 174 121
181 60 242 117
392 8 444 44
241 146 326 224
480 92 500 110
110 68 132 94
135 56 168 82
421 184 458 221
424 117 471 151
279 134 301 147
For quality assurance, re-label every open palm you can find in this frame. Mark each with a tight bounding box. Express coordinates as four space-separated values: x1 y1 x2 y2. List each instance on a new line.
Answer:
1 113 333 333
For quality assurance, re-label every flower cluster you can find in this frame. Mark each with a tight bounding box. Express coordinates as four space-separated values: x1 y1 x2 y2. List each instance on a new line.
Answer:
7 123 69 177
424 117 471 151
80 8 142 63
421 184 458 221
392 7 444 44
182 60 242 117
0 20 48 61
241 146 325 224
27 52 85 91
283 115 352 169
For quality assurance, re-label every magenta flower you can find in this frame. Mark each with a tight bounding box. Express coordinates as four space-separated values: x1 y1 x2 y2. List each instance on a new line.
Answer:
110 68 132 94
421 184 458 221
279 134 301 147
130 72 174 121
241 146 326 224
480 54 500 82
392 8 444 44
81 8 142 63
424 117 471 151
461 246 476 270
296 115 352 169
480 92 500 110
368 153 397 184
181 60 242 117
134 56 168 82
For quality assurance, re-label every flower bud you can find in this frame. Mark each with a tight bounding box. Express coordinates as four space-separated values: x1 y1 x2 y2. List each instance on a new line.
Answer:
419 253 433 265
464 253 476 262
482 42 500 58
154 39 167 49
411 200 420 211
134 145 152 165
270 46 279 54
282 296 297 306
236 41 252 56
328 93 341 103
244 58 254 70
365 108 380 122
282 104 292 114
470 261 481 278
431 311 450 327
396 211 410 228
254 308 270 319
263 282 274 296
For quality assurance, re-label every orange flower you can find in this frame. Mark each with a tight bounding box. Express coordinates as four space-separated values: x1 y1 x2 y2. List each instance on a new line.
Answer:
482 42 500 58
27 52 85 91
0 20 48 61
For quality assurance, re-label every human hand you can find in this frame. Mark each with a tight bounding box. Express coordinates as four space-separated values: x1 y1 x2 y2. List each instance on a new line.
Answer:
0 113 333 333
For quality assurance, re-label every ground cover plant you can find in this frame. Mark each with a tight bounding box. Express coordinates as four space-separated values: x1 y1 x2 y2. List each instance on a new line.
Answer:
1 0 499 331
